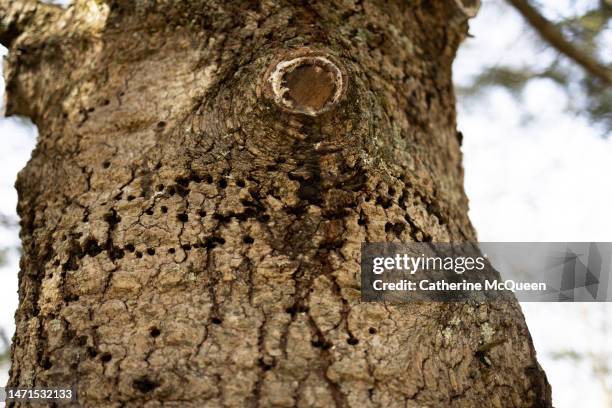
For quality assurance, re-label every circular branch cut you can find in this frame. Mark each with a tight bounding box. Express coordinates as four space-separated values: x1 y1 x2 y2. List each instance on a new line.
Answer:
453 0 481 18
268 55 345 116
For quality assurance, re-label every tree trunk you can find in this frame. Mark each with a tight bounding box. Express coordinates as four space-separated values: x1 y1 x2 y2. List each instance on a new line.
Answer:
1 0 551 406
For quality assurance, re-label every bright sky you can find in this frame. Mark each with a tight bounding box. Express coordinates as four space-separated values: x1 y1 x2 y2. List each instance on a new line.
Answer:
1 0 611 406
455 1 612 406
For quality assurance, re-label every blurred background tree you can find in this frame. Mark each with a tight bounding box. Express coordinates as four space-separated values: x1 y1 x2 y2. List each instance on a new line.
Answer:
0 214 16 364
458 0 611 131
0 328 9 364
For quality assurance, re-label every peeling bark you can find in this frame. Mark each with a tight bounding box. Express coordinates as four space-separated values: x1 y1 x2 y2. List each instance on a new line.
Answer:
2 0 551 406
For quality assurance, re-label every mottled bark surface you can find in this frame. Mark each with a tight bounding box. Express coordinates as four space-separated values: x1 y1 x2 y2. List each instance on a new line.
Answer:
1 0 551 406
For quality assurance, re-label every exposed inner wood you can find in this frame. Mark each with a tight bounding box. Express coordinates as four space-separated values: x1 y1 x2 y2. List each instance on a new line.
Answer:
282 63 338 112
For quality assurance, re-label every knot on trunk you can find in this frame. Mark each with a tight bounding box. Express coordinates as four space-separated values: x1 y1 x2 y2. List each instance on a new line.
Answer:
265 51 346 116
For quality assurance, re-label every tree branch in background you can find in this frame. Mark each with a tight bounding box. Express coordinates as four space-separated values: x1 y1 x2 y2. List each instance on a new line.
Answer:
506 0 612 84
0 328 8 348
0 214 18 268
0 328 9 363
0 213 18 229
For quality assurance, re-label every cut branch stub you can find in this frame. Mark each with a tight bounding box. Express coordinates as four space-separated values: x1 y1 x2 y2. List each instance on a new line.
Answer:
265 52 346 116
453 0 481 19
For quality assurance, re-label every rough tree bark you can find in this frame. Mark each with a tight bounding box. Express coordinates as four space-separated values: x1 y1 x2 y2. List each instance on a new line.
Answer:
1 0 551 406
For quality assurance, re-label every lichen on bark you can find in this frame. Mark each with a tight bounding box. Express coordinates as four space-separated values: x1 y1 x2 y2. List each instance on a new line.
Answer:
1 0 551 406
